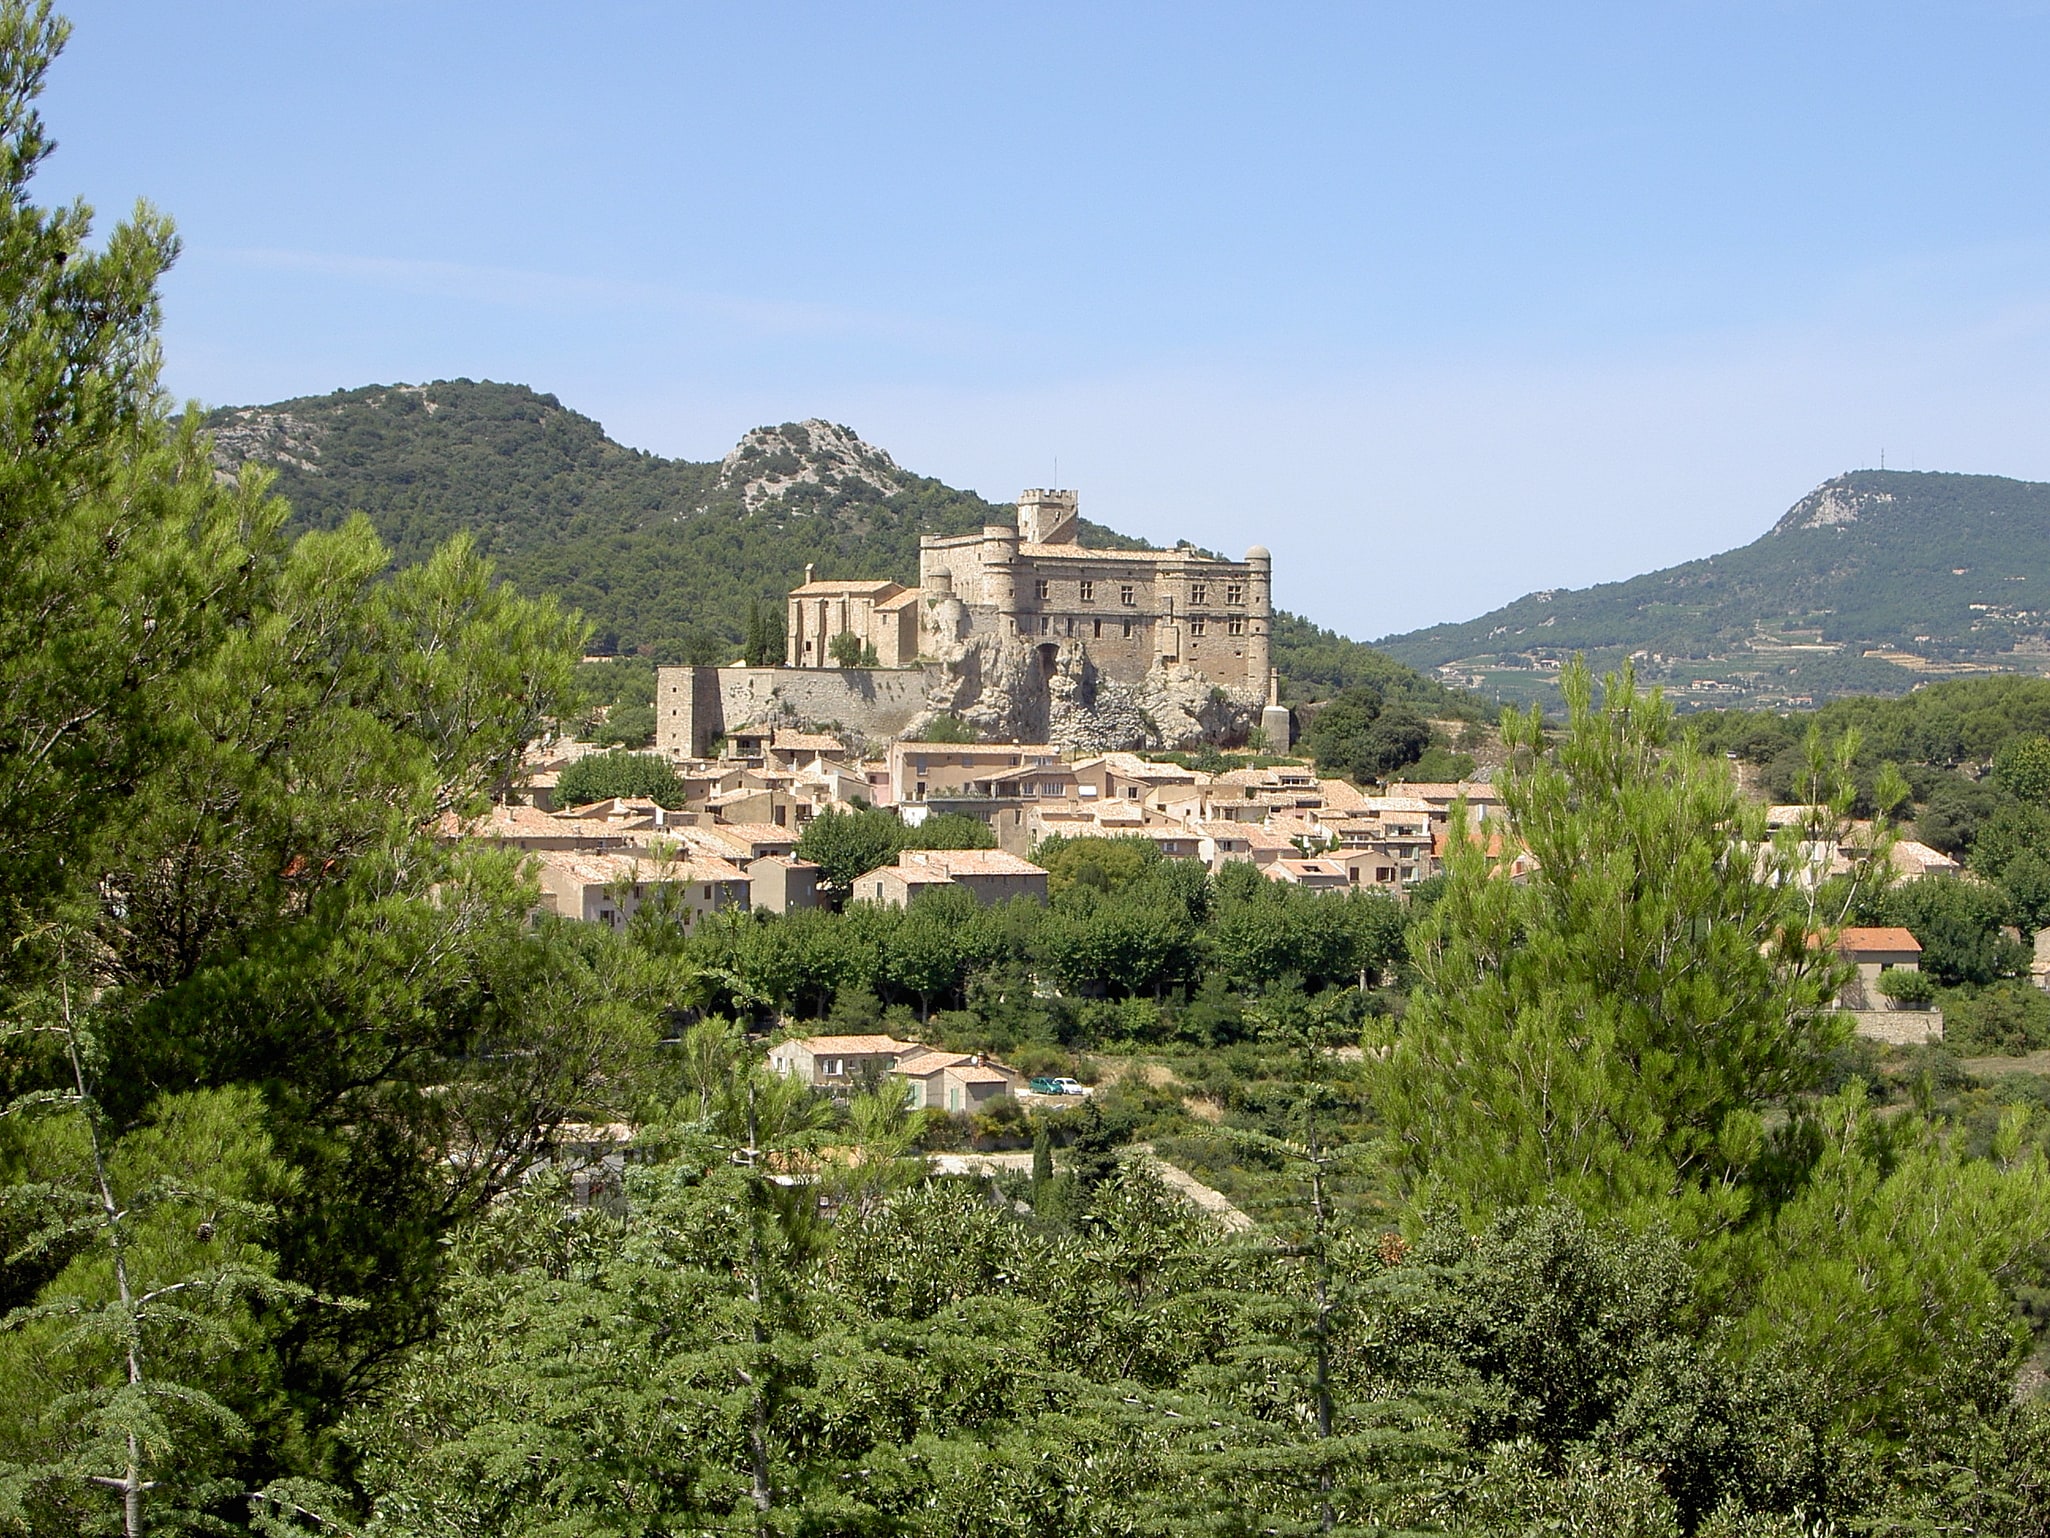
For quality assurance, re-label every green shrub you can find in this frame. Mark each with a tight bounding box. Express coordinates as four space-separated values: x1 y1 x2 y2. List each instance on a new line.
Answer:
898 813 996 851
554 749 687 808
1940 982 2050 1056
1875 968 1937 1005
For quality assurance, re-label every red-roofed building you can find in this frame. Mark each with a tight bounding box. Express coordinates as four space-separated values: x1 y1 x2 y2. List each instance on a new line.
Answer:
891 1048 1022 1113
854 848 1050 908
767 1034 918 1088
1834 926 1922 1006
435 803 633 854
531 849 749 931
766 1033 1022 1110
1265 857 1353 892
1433 824 1538 882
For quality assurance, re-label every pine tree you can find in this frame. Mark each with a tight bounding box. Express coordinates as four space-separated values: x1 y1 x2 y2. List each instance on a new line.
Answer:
0 933 345 1536
1377 660 1891 1240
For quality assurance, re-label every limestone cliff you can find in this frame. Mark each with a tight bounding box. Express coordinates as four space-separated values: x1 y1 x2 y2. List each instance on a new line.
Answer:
906 626 1259 752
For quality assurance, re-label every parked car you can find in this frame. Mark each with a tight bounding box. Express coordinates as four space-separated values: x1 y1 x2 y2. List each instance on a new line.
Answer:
1028 1076 1090 1097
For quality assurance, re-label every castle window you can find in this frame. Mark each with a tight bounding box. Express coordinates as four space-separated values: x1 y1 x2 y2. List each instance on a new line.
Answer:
1123 620 1134 638
1190 619 1205 637
1190 583 1207 605
1228 616 1245 636
1120 584 1136 606
1226 583 1244 605
1035 579 1050 601
1039 616 1051 634
1079 580 1094 603
1093 619 1102 638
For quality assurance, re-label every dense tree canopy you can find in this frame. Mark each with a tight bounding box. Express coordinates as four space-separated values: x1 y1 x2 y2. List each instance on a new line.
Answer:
553 747 688 808
1301 686 1434 786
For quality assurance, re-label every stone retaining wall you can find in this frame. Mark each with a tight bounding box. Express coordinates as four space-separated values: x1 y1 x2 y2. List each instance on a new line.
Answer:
1845 1008 1944 1046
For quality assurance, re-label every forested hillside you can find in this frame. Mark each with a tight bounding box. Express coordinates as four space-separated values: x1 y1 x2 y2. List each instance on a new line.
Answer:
205 382 1469 713
205 384 1026 662
1381 469 2050 709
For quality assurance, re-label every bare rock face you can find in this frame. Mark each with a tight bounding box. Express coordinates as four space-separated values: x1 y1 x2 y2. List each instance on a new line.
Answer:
715 420 906 512
207 407 324 482
908 631 1258 751
1774 474 1897 533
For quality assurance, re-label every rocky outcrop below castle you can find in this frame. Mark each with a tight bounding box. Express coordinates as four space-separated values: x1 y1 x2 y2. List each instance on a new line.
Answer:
907 630 1259 752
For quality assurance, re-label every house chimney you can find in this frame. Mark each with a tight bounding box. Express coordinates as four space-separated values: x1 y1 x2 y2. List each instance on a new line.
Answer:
803 562 815 585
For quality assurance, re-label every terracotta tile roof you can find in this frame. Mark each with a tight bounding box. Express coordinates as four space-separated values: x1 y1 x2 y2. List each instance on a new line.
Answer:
771 730 846 753
710 821 800 844
1317 778 1373 812
1394 781 1503 801
899 848 1048 877
1265 814 1326 841
788 579 906 598
784 1034 919 1056
533 849 745 885
673 826 749 859
1239 825 1298 850
1837 926 1922 953
436 804 586 839
948 1065 1014 1084
1889 840 1959 872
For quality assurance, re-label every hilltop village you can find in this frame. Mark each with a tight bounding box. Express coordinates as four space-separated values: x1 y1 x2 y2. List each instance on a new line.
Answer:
466 736 1487 917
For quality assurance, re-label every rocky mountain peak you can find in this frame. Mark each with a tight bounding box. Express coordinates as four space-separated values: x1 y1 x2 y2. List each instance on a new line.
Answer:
715 419 906 512
1771 473 1898 535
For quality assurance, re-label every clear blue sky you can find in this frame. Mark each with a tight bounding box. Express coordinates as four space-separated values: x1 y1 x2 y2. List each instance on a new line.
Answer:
38 2 2050 640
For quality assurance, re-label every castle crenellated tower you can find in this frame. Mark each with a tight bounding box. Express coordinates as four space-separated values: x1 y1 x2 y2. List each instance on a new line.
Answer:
1015 487 1079 545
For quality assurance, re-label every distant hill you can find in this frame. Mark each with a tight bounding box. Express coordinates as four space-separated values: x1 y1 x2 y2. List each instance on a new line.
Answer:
204 380 1471 714
1378 470 2050 709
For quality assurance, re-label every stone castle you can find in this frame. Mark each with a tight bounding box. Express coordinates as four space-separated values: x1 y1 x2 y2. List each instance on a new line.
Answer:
659 490 1279 756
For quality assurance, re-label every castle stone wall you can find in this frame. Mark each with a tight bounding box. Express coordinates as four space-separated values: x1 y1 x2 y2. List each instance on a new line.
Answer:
658 665 942 756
